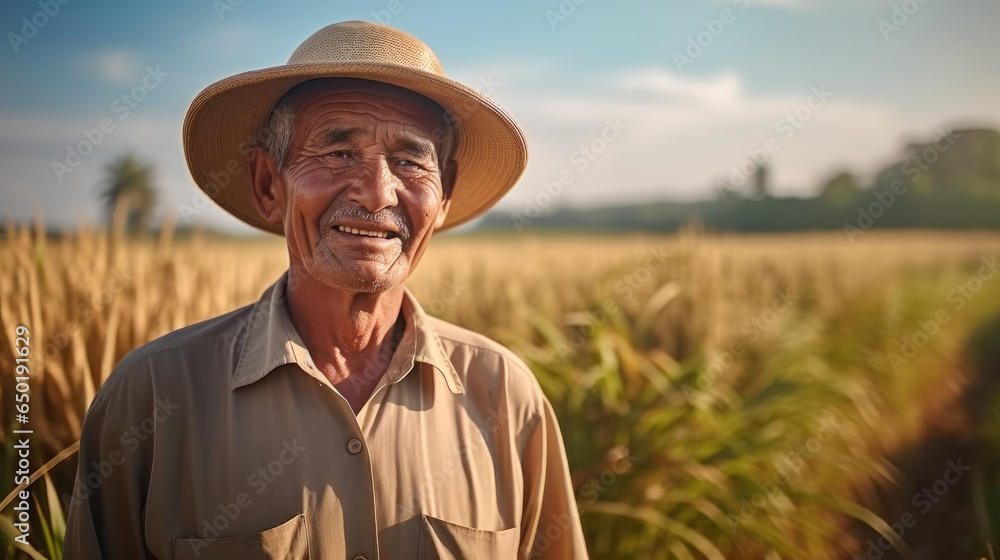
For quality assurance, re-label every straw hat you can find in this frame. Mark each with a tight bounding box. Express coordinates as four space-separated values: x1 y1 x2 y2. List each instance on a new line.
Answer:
182 20 527 234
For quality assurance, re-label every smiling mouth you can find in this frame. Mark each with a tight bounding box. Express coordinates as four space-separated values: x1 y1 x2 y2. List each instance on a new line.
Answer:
336 225 399 239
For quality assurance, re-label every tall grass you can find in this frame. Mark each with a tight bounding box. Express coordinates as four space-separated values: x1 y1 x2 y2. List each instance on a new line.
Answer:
3 224 1000 559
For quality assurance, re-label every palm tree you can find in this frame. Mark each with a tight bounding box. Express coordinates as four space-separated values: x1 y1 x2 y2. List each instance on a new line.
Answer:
99 153 157 235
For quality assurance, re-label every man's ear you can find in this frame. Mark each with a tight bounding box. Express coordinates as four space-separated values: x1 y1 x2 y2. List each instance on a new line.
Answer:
248 147 284 225
434 158 457 229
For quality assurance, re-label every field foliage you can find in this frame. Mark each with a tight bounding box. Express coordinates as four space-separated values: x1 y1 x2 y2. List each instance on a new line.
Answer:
3 225 1000 559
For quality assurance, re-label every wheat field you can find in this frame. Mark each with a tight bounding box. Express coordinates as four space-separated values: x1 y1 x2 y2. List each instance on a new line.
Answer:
3 223 1000 559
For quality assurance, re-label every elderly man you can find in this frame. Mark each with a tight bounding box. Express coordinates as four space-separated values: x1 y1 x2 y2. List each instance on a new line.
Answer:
64 20 588 560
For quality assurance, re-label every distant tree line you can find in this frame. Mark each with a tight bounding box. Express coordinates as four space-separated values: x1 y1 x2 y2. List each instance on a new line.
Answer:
478 127 1000 235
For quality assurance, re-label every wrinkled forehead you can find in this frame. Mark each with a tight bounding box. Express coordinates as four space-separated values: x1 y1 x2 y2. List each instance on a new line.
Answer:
287 78 450 135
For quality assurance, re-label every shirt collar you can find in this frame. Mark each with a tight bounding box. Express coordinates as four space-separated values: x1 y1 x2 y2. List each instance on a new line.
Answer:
230 272 464 395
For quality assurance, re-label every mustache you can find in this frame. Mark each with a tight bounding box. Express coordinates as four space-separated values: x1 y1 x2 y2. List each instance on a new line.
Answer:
328 205 411 240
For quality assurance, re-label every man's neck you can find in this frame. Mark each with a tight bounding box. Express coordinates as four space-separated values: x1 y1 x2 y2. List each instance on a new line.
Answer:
284 267 406 413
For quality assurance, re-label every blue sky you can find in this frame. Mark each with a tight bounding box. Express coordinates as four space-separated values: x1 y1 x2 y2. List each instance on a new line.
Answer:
2 0 998 233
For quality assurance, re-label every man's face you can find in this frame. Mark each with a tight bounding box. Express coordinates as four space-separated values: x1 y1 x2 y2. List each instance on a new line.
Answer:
255 80 454 293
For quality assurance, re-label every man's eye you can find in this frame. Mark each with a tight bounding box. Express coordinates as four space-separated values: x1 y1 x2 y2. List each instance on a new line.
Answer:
328 151 350 159
398 160 422 169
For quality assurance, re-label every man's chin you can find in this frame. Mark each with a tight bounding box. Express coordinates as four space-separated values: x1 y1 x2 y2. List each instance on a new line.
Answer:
303 244 409 293
312 266 405 295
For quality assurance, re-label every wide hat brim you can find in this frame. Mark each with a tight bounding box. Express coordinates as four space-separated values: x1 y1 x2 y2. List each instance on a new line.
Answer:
182 61 527 234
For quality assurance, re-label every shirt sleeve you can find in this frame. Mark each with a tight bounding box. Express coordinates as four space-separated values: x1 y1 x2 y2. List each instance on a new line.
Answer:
518 395 590 560
63 358 154 560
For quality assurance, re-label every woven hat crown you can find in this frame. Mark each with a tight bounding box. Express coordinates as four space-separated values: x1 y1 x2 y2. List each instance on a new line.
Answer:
288 21 445 76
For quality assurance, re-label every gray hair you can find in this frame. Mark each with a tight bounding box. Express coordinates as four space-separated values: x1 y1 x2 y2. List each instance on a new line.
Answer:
256 83 457 175
258 95 297 169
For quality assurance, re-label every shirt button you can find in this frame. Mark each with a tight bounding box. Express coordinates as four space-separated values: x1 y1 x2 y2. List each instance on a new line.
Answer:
347 438 364 454
353 556 368 560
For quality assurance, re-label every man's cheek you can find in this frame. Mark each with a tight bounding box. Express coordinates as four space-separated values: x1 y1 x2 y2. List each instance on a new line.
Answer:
290 183 335 223
283 205 320 257
411 181 446 214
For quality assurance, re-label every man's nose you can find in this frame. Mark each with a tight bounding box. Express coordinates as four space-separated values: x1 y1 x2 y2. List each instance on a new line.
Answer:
347 156 399 213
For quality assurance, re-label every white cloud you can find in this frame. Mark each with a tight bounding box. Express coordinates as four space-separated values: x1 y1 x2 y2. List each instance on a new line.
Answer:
616 69 743 106
489 67 902 211
93 50 139 86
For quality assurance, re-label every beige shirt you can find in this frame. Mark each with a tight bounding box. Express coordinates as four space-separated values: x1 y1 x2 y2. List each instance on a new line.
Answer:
64 272 589 560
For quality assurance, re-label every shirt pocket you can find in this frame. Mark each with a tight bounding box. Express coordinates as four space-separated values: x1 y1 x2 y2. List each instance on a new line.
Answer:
172 514 309 560
418 514 519 559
